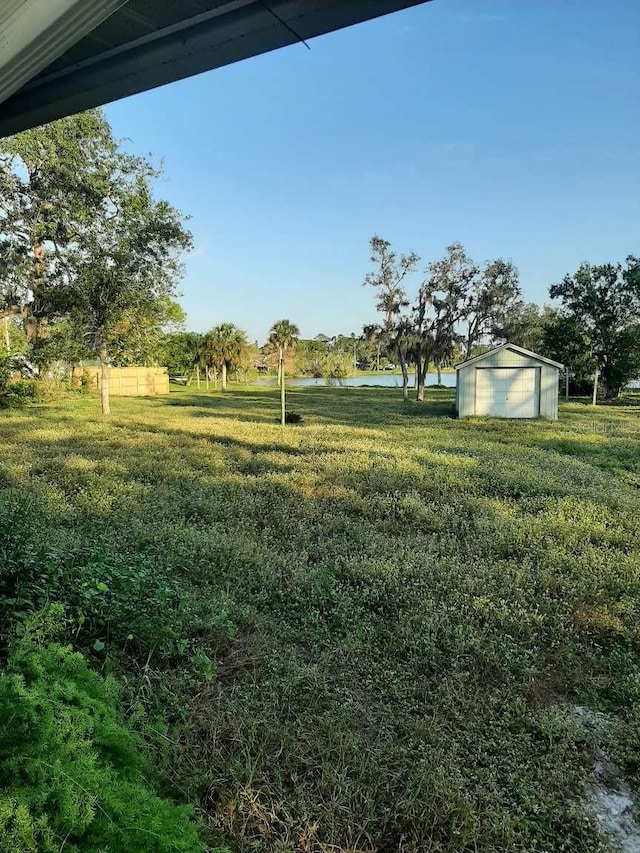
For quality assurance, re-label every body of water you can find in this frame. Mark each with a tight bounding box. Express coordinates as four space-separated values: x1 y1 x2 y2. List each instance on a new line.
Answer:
254 373 456 388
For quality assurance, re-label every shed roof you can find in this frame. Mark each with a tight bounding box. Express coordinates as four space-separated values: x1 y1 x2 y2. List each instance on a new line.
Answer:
454 343 563 371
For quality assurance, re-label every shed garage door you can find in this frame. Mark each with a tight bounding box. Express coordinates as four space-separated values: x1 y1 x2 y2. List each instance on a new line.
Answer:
475 368 539 418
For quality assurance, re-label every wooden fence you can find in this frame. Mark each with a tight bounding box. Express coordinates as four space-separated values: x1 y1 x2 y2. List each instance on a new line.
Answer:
73 366 170 396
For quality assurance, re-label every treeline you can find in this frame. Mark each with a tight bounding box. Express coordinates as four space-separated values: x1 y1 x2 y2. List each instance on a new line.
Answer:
159 328 387 385
2 110 638 410
362 236 640 402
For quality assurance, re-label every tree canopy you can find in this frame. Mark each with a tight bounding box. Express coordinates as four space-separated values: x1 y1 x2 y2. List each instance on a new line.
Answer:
200 323 249 390
363 237 523 400
550 257 640 398
0 109 192 414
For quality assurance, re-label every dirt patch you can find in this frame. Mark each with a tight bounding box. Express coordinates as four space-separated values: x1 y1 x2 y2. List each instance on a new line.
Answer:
574 705 640 852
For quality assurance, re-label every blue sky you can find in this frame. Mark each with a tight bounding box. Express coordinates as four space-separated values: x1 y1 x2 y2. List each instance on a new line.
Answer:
105 0 640 344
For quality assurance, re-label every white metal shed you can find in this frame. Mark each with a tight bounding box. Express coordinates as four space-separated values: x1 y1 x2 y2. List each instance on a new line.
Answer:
455 344 563 420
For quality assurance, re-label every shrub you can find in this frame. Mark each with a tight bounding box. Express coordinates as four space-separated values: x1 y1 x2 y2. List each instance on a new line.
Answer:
0 354 11 396
0 379 41 409
33 378 79 402
0 606 211 853
284 411 303 424
79 370 92 395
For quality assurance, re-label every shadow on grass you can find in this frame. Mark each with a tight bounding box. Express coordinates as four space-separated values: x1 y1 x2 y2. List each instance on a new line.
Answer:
166 386 456 427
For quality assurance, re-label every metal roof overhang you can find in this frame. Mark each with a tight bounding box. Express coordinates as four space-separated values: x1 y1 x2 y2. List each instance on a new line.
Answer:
0 0 432 138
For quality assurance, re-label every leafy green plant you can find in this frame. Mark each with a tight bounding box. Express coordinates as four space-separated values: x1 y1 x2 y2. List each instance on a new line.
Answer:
0 357 40 408
0 354 11 395
0 606 212 853
0 379 41 408
0 489 233 658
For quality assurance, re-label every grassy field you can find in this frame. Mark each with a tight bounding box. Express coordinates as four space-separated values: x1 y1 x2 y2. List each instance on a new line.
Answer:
1 385 640 852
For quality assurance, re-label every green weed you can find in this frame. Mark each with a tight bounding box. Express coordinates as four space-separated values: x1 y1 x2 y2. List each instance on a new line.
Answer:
1 386 639 851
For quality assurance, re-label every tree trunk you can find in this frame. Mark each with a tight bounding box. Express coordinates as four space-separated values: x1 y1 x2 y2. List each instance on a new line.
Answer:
277 357 282 387
196 364 200 389
603 383 621 401
400 361 409 402
415 357 426 402
376 342 380 372
592 365 599 406
205 368 210 391
280 346 286 426
26 240 46 342
436 361 442 385
221 361 227 391
99 342 110 417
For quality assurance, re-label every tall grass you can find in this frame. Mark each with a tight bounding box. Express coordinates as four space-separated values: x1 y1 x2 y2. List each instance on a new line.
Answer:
1 386 639 851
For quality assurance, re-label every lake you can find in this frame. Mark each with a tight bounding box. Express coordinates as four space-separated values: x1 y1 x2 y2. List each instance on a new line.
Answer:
254 373 456 388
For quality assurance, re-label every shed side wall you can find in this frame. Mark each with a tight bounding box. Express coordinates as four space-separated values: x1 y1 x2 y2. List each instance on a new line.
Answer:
456 363 475 417
539 364 559 419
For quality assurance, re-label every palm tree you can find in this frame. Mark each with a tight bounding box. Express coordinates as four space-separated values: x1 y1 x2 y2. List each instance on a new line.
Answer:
200 323 247 391
268 319 300 425
268 319 300 385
